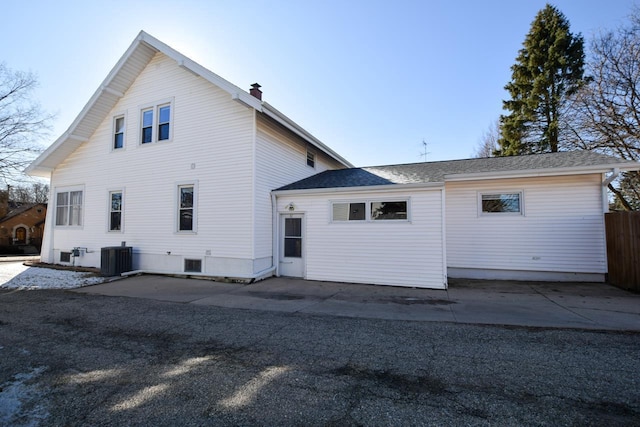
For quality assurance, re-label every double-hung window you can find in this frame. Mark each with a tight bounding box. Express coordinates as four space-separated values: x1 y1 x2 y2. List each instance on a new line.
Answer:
306 150 316 168
113 116 125 149
141 109 153 143
178 184 195 232
109 191 123 231
55 189 83 226
158 105 171 141
140 99 173 144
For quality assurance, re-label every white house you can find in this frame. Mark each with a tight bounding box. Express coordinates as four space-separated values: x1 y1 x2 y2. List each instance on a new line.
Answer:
26 31 351 281
274 152 640 288
27 32 640 289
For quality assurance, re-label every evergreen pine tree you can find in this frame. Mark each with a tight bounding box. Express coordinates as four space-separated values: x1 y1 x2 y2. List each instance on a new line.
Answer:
497 4 585 155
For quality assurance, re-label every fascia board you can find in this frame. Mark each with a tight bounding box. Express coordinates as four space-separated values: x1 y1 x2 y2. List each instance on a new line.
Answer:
443 163 640 182
272 181 444 197
139 32 263 111
26 31 156 176
261 103 354 168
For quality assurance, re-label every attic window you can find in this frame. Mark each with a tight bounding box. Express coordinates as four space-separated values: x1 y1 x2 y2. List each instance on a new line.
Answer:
141 109 153 143
306 150 315 168
140 99 173 144
158 105 170 140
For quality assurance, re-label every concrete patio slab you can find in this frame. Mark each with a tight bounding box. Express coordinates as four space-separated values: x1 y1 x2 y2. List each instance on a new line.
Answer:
78 274 241 302
75 274 640 331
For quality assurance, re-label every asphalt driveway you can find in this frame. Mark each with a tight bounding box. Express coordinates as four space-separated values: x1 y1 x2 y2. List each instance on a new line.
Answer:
77 275 640 331
1 286 639 426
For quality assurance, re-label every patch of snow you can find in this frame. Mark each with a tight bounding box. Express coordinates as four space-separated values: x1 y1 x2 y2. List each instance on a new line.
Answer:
0 366 49 426
0 263 105 290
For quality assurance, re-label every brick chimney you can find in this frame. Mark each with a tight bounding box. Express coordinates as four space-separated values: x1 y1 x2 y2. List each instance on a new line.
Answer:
249 83 262 100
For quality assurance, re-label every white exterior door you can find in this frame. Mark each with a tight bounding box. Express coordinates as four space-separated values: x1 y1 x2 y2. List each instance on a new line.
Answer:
280 214 304 277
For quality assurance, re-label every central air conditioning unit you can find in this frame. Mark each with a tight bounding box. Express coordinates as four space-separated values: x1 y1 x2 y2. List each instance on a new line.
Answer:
100 246 133 276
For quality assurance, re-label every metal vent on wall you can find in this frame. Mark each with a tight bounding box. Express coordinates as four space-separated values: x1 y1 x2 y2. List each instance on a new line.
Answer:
184 259 202 273
60 252 71 263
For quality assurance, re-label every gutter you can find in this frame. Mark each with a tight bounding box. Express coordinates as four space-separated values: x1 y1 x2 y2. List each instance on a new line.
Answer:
273 181 445 197
444 164 638 182
602 168 620 186
271 192 279 277
601 168 620 213
261 103 353 168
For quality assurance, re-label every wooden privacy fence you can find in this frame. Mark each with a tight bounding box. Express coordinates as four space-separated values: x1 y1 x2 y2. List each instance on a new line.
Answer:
605 212 640 292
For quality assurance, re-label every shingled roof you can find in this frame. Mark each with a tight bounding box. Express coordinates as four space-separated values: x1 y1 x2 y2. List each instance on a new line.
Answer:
276 151 640 191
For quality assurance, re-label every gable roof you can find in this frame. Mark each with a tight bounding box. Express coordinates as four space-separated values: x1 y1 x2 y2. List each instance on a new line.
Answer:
26 31 352 177
275 151 640 192
0 203 47 223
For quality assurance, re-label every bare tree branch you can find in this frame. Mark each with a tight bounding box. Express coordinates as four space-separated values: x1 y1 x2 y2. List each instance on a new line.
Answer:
563 11 640 209
473 120 500 158
0 63 54 185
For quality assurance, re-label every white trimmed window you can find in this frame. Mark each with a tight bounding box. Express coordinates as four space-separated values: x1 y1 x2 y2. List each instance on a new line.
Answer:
333 202 365 221
480 192 523 214
306 150 316 168
371 201 408 220
109 191 123 231
55 189 83 226
113 116 125 149
178 184 196 232
332 200 409 222
141 109 153 143
158 105 171 141
140 100 173 144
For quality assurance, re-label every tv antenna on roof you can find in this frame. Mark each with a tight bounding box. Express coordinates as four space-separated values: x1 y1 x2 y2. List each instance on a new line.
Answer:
419 139 430 162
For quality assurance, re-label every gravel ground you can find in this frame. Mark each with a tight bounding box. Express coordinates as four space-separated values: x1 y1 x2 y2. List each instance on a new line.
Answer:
0 289 638 426
0 262 105 290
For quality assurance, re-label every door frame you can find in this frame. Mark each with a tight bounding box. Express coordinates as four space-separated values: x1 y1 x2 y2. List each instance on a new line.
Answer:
278 213 305 278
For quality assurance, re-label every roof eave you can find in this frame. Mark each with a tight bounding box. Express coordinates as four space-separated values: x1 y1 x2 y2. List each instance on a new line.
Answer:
443 163 640 182
26 31 353 176
273 181 444 196
262 103 354 168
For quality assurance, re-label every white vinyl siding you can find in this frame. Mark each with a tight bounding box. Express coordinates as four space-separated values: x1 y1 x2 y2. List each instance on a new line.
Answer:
44 52 254 271
277 187 446 289
446 174 606 275
254 114 344 267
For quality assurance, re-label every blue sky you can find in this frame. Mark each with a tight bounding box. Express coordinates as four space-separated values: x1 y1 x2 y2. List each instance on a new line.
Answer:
2 0 636 167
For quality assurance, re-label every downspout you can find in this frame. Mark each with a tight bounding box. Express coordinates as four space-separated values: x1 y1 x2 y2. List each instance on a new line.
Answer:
271 192 279 277
441 187 448 289
602 168 620 213
601 168 620 278
42 172 56 263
